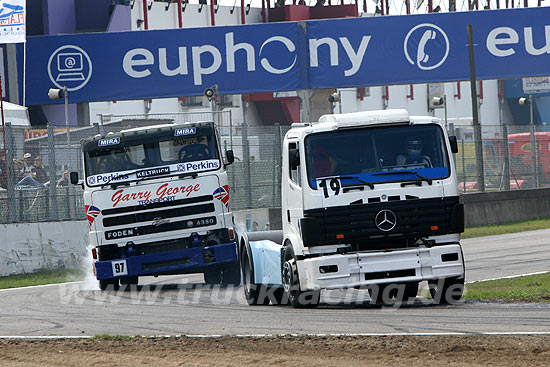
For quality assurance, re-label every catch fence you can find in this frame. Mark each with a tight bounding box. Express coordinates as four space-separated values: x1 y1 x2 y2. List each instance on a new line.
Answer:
0 115 547 223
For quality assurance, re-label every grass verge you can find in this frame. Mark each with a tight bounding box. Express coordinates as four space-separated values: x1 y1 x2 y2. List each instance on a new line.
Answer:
465 273 550 302
462 218 550 239
0 269 86 290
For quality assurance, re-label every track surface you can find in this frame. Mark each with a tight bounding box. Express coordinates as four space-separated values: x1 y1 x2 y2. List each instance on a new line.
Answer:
1 229 549 336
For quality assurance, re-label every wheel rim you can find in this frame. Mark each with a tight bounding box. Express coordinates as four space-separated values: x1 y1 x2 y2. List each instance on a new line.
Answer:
282 261 293 293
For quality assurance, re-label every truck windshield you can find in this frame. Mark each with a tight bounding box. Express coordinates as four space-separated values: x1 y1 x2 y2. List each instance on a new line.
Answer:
305 124 450 189
84 133 220 187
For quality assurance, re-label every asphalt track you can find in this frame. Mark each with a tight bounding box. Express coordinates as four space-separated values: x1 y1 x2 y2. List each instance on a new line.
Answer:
0 229 549 337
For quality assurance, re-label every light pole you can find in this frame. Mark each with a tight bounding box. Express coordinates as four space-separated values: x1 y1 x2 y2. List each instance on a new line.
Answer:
328 92 341 114
204 84 220 126
48 87 70 149
431 95 447 128
519 95 537 188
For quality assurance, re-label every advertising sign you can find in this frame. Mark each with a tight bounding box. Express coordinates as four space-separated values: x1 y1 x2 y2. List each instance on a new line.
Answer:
0 0 25 44
22 7 550 105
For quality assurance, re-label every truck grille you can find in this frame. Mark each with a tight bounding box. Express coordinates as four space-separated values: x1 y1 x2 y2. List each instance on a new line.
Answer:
100 194 218 239
102 203 215 227
104 216 217 240
303 196 462 247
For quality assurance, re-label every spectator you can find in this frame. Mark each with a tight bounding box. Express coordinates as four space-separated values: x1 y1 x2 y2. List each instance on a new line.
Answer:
13 159 25 181
0 152 6 189
31 156 48 184
22 152 33 176
57 170 70 187
108 1 115 16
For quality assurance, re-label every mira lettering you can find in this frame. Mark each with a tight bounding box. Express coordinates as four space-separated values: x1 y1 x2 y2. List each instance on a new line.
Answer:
174 128 196 136
98 137 120 146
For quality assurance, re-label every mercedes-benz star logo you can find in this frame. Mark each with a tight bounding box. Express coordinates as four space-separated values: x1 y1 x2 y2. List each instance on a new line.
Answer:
375 209 397 232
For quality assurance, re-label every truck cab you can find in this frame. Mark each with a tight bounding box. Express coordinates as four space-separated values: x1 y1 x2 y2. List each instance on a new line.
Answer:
240 110 465 307
74 121 240 290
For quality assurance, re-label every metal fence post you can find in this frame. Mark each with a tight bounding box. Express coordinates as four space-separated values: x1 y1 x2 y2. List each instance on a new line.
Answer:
229 110 233 150
528 95 537 188
461 138 466 193
272 124 280 206
47 124 58 221
467 24 485 192
241 123 252 208
5 122 16 222
502 124 510 190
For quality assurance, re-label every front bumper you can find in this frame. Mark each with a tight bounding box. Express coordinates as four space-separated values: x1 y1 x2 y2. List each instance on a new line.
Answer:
94 242 237 280
297 244 464 290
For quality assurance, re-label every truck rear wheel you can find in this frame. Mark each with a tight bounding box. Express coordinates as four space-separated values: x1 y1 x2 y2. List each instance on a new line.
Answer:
429 277 464 304
282 245 320 308
242 250 270 305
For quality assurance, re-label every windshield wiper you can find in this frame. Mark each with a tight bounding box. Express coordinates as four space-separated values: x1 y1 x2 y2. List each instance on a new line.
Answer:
372 171 433 185
318 175 374 189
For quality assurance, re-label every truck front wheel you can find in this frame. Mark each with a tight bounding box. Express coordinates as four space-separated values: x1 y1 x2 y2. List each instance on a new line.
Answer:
429 277 464 304
204 267 222 284
282 245 320 308
99 279 120 291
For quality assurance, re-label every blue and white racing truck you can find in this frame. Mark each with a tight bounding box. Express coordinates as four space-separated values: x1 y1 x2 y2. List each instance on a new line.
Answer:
72 121 240 290
239 109 465 307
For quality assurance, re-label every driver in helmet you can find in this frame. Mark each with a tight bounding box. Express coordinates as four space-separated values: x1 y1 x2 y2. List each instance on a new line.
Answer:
396 138 432 167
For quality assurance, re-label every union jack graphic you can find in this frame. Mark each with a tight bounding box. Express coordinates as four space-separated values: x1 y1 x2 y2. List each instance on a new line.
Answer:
213 185 230 210
85 205 101 229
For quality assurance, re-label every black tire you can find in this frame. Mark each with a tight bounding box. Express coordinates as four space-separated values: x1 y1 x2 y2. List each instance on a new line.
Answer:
368 282 418 304
99 278 120 291
204 267 222 284
429 277 465 304
282 245 320 308
241 249 270 305
221 260 241 286
368 284 387 304
271 287 286 305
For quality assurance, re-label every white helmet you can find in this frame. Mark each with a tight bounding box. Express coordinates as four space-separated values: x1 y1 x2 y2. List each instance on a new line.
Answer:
407 139 422 156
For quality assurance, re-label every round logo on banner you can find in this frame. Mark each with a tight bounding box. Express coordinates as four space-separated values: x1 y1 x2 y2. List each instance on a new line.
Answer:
403 23 450 71
47 45 93 91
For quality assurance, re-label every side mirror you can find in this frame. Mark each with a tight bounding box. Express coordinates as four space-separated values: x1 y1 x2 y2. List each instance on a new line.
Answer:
449 136 458 154
225 150 234 165
289 148 300 170
70 171 79 185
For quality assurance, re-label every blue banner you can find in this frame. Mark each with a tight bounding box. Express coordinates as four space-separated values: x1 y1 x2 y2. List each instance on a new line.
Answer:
24 22 305 105
22 7 550 105
307 8 550 89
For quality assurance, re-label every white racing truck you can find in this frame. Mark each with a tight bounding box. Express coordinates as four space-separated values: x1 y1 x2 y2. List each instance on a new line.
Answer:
239 109 465 307
71 121 240 290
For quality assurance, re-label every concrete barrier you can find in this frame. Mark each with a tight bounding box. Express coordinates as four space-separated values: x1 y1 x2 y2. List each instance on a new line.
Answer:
461 188 550 227
0 221 89 277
